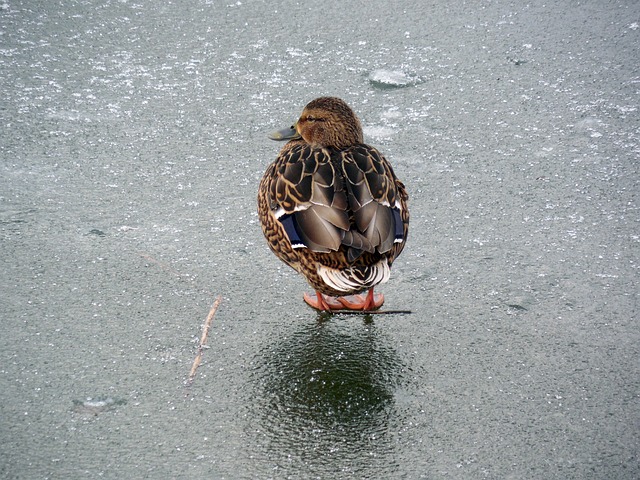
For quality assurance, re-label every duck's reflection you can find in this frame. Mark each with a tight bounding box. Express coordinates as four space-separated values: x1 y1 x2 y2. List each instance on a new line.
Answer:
248 316 406 471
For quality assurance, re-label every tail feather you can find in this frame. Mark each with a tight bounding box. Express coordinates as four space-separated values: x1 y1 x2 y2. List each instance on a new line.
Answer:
317 260 390 293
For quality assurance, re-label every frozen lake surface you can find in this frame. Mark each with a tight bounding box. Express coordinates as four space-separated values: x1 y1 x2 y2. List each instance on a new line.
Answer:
1 0 639 478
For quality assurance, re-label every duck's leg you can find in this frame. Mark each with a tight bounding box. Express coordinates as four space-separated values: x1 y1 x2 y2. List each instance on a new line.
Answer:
303 291 345 311
337 288 384 311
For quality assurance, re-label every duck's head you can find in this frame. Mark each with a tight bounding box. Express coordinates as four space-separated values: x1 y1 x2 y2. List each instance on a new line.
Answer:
270 97 364 149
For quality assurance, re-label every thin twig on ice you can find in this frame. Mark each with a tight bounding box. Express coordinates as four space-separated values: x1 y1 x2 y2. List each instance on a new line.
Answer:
185 295 222 388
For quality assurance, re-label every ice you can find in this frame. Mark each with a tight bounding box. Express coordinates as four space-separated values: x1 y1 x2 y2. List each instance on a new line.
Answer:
1 1 638 479
368 69 422 88
363 125 395 140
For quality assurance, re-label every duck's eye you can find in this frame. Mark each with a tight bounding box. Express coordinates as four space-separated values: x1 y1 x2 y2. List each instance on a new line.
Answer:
306 115 316 122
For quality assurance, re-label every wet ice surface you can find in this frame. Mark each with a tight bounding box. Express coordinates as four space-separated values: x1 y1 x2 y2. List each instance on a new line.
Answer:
1 0 639 478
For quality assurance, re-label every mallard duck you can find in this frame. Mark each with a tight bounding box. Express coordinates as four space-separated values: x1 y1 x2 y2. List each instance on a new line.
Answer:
258 97 409 311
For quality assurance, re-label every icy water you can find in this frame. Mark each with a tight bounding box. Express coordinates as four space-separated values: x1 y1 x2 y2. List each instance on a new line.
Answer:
1 0 639 478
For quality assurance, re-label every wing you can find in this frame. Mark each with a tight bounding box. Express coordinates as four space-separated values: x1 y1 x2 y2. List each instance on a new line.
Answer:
340 144 406 254
269 142 350 252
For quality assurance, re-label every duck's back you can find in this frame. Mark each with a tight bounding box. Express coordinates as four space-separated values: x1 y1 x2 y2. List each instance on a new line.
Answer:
260 140 408 268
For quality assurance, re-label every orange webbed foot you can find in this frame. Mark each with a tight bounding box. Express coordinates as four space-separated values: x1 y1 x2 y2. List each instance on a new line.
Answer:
337 288 384 311
303 289 384 311
303 291 345 311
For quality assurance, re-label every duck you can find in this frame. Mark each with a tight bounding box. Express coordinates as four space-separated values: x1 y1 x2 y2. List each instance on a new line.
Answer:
258 97 409 311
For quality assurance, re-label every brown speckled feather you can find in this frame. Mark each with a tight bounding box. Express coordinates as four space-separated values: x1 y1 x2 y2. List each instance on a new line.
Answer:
341 144 402 256
271 141 350 252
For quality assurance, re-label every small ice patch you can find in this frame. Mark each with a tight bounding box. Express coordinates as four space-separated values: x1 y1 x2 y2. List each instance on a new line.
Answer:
368 69 421 89
72 397 126 416
287 47 310 57
381 108 402 120
574 117 603 134
82 399 114 408
363 125 395 139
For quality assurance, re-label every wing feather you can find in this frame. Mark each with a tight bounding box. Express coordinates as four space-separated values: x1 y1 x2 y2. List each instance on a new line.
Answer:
268 142 349 251
266 142 407 256
340 145 405 254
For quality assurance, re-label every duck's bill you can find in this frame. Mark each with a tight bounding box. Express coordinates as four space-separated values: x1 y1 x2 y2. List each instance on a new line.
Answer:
269 126 301 141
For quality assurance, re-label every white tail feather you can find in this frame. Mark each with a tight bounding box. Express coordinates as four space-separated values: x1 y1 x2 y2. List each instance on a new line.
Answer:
317 260 390 293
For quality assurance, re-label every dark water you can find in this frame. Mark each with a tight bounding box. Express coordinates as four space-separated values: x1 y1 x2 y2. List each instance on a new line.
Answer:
1 0 639 478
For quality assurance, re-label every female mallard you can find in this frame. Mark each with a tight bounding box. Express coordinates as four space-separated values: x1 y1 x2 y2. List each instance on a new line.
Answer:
258 97 409 311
